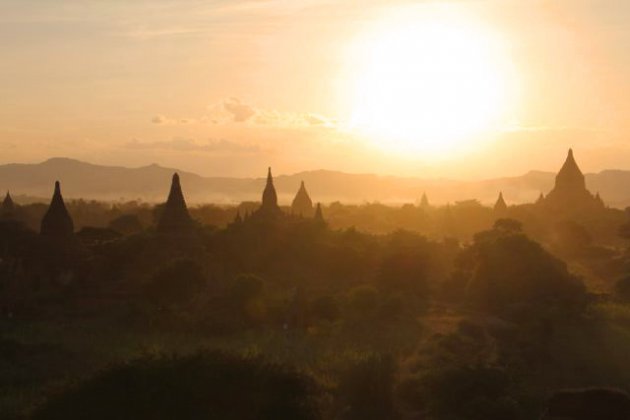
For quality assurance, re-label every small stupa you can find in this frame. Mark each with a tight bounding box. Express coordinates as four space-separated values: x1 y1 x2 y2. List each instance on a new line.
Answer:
420 192 430 208
1 191 16 220
40 181 74 237
291 181 313 217
314 202 325 225
157 173 194 233
254 167 282 219
542 149 604 211
494 192 508 213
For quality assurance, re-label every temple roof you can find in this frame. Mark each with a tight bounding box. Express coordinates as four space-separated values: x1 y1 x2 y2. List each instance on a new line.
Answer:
555 148 586 191
291 181 313 216
40 181 74 237
261 167 279 210
314 202 325 224
494 192 508 212
420 192 429 207
157 173 193 233
2 191 15 217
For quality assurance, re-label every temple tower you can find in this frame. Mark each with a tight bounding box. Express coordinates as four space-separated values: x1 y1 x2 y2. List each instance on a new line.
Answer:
40 181 74 237
420 192 430 208
255 167 282 218
494 192 508 213
543 149 603 211
1 191 16 220
157 173 193 233
314 202 325 225
291 181 313 216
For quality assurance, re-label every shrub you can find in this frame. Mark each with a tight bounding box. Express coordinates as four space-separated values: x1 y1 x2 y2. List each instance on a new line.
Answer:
615 276 630 302
145 259 205 308
336 354 398 420
33 350 319 420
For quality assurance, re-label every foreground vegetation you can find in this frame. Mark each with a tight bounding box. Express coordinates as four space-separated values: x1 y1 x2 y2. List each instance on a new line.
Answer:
2 199 630 418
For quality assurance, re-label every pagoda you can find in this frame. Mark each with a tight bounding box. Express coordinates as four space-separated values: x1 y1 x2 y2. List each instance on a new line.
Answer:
254 167 282 219
291 181 313 217
494 192 508 213
157 173 194 233
542 149 604 211
1 191 16 220
40 181 74 237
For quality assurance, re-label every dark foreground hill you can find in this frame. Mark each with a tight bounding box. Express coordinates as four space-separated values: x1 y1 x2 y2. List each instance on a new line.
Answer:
0 157 629 207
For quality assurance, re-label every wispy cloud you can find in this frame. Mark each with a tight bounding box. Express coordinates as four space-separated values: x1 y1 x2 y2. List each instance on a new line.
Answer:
125 138 264 154
153 97 338 129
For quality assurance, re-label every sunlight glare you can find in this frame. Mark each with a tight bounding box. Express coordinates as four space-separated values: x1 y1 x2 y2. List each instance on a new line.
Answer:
347 5 516 157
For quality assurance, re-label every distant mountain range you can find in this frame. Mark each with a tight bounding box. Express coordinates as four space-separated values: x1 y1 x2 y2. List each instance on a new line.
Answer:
1 158 629 208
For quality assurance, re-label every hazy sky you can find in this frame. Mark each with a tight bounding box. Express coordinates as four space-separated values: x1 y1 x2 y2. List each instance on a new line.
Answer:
1 0 629 179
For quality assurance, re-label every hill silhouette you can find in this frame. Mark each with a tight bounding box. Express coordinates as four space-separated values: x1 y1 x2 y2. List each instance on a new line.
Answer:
1 158 630 207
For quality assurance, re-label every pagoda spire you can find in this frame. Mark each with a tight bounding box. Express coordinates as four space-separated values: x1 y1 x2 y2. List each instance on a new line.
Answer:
555 148 586 192
1 191 15 219
314 202 325 225
262 167 279 210
40 181 74 237
420 192 429 208
157 173 193 233
291 180 313 216
254 167 282 220
494 192 508 213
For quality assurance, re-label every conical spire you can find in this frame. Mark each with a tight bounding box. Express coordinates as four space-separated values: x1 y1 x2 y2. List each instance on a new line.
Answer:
157 173 193 233
543 148 604 211
261 167 279 210
1 191 15 219
420 192 429 208
40 181 74 237
595 192 604 207
494 192 508 213
291 180 313 216
536 192 545 204
314 202 325 225
555 148 586 192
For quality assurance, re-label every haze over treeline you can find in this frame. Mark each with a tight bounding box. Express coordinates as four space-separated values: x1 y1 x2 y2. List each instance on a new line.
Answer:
5 156 630 208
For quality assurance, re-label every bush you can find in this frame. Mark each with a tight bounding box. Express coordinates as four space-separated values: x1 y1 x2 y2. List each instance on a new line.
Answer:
145 259 205 308
401 365 524 420
311 295 340 322
33 350 319 420
543 388 630 420
458 227 586 316
615 276 630 302
336 354 398 420
347 286 379 321
108 214 143 235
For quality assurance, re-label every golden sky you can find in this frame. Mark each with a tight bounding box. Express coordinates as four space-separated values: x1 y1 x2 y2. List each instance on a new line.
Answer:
1 0 629 179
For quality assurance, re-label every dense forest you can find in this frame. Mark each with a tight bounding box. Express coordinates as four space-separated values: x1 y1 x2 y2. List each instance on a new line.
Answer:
2 165 630 419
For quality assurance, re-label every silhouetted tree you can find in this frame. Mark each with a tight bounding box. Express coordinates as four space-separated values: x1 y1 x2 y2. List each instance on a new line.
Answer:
32 350 319 420
108 214 143 235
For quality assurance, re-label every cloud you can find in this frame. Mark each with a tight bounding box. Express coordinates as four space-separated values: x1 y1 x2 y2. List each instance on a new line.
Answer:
153 97 339 130
223 97 255 122
125 138 263 154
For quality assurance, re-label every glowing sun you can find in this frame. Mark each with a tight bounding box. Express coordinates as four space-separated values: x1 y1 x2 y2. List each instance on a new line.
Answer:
348 5 516 157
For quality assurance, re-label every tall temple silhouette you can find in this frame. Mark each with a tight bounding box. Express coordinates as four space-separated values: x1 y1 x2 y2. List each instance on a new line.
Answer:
494 192 508 213
157 173 194 233
40 181 74 238
541 149 604 211
1 191 16 220
314 202 325 225
420 192 430 208
254 167 282 219
291 181 313 217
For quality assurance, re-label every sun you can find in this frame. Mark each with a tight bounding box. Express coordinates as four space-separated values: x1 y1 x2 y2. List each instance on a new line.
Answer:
346 5 516 157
